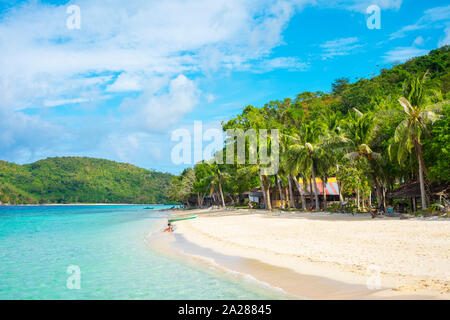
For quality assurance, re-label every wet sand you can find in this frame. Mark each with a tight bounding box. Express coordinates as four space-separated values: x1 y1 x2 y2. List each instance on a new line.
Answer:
167 208 450 300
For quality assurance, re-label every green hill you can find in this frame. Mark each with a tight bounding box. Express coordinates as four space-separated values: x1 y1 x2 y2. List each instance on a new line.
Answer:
0 157 174 204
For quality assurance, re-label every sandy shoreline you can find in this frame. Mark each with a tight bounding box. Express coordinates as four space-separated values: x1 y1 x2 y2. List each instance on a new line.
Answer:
170 208 450 299
0 203 167 206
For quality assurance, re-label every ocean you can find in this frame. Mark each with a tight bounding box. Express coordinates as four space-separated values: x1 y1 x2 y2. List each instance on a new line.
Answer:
0 205 281 299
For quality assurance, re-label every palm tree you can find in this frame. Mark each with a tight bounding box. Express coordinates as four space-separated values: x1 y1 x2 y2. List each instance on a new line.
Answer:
208 163 228 208
390 72 440 210
343 108 384 207
278 138 295 209
287 122 326 210
283 134 307 210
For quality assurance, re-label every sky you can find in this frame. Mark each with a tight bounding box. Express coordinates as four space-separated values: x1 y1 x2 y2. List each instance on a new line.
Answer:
0 0 449 174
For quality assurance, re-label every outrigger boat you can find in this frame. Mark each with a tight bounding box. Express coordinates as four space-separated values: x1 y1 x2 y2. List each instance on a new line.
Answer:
168 216 197 222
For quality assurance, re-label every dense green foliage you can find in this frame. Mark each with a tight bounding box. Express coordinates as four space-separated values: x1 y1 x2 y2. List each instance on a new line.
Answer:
167 168 194 205
169 46 450 212
0 157 173 204
422 103 450 183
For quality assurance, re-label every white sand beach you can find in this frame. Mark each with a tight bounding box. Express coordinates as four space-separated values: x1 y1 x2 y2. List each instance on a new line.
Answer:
172 209 450 299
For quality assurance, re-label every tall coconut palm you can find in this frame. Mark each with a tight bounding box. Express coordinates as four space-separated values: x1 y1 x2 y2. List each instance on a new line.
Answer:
287 122 326 210
283 133 307 210
208 163 228 208
394 79 437 210
389 72 440 210
278 137 296 209
343 108 384 207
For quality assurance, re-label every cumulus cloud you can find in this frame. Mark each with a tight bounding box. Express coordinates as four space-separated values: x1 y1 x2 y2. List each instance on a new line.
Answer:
0 0 316 165
121 74 200 132
0 0 415 170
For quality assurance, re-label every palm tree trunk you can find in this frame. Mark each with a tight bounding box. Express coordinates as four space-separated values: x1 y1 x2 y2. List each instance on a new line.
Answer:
218 182 225 208
276 174 284 209
266 184 272 210
311 164 320 211
362 192 366 211
293 176 307 210
322 176 327 210
370 172 383 207
259 175 270 210
356 185 360 211
336 165 344 204
413 140 427 210
288 175 295 208
338 181 344 204
285 186 289 208
417 151 427 210
309 177 313 208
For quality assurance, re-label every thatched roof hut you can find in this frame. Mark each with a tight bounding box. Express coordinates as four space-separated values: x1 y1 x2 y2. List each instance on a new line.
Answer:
388 181 449 199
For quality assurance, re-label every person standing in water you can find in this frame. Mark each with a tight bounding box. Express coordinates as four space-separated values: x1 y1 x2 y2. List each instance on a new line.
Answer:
163 222 173 232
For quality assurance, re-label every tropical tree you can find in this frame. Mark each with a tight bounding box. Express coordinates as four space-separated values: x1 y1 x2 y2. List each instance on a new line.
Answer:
343 108 384 206
287 121 327 210
390 72 441 210
193 161 214 207
208 163 228 208
167 168 195 206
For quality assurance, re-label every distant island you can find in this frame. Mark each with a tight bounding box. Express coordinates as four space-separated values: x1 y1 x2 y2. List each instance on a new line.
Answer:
0 157 174 205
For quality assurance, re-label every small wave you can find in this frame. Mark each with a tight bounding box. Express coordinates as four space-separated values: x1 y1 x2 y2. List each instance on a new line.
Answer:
176 250 301 299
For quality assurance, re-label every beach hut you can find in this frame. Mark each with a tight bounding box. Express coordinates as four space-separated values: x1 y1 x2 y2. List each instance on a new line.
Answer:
388 181 449 212
242 189 264 205
268 177 341 209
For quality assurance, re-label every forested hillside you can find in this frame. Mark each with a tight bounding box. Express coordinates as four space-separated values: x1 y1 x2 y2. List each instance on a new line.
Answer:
0 157 173 204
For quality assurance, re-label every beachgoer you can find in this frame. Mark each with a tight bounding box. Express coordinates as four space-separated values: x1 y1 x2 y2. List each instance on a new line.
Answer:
163 222 173 233
249 201 253 209
371 207 378 219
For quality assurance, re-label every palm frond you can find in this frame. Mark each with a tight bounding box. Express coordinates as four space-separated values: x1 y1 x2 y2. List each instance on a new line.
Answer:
398 97 413 115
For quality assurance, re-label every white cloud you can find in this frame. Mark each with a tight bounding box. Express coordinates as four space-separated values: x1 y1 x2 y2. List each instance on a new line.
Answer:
390 25 424 40
383 46 429 63
107 73 143 92
318 0 402 12
205 94 216 103
44 98 90 107
320 37 361 59
438 26 450 47
390 5 450 40
238 56 309 73
0 0 316 166
413 36 424 46
0 0 416 169
0 0 313 112
122 74 200 132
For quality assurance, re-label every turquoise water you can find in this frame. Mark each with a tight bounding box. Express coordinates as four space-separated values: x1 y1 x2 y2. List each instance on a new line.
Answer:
0 205 280 299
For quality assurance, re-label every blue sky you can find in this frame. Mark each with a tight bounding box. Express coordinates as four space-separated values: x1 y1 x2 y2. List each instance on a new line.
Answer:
0 0 449 174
